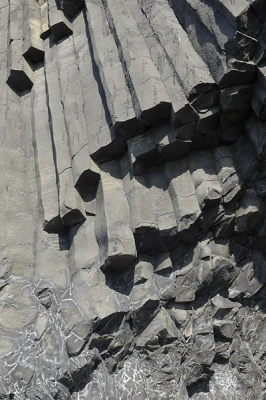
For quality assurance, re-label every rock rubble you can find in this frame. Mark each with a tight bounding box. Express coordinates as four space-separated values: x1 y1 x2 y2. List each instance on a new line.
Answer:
1 0 266 398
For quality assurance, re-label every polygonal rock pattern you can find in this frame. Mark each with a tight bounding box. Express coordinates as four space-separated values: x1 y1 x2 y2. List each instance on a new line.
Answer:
1 0 266 398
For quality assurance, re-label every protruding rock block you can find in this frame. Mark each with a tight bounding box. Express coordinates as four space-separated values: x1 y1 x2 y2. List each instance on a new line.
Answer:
103 0 172 127
219 85 253 126
74 156 100 199
170 0 257 87
39 0 51 39
152 124 192 161
60 0 85 20
211 0 262 36
128 132 162 176
95 161 137 271
72 267 130 331
189 150 222 210
136 308 178 349
141 0 218 112
196 107 220 134
7 40 33 92
71 12 127 165
47 0 73 43
121 155 163 256
44 39 86 228
229 250 266 299
59 170 86 227
22 0 44 64
33 67 63 233
234 189 264 233
213 147 243 208
85 0 146 140
164 158 202 242
171 0 257 61
147 167 180 252
7 68 33 92
130 256 160 334
127 0 198 129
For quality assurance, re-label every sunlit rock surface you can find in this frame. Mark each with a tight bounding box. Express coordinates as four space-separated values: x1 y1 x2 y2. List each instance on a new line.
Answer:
1 0 266 398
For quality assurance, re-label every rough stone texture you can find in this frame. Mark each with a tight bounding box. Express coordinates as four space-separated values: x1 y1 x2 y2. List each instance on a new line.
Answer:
1 0 266 398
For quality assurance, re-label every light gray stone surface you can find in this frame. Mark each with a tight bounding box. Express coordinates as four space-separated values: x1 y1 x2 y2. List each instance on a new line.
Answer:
1 0 266 398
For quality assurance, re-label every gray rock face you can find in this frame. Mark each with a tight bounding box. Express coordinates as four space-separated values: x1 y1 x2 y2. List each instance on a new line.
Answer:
1 0 266 398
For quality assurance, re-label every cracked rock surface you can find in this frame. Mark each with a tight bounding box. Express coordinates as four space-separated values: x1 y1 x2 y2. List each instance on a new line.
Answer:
1 0 266 398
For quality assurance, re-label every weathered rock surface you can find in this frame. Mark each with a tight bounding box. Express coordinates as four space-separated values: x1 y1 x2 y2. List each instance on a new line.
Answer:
1 0 266 398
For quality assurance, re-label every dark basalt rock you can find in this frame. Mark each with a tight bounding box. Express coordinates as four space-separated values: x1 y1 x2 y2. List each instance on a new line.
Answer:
59 0 85 20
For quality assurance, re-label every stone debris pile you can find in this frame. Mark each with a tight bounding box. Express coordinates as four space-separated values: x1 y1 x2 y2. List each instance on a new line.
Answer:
0 0 266 398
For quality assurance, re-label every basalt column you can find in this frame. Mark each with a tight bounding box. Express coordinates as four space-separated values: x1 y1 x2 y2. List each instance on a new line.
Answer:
1 0 266 399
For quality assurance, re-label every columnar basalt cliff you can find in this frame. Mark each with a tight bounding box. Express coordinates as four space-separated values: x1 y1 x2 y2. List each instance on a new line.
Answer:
1 0 266 398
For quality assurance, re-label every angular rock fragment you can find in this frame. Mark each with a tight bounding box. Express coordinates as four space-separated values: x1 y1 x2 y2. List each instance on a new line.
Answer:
72 267 130 335
127 132 162 176
234 189 264 233
136 308 179 349
152 124 192 161
229 250 266 298
170 0 257 87
59 348 100 389
130 256 160 334
213 146 243 208
211 294 240 318
196 107 220 134
219 85 253 116
189 150 222 210
208 0 262 36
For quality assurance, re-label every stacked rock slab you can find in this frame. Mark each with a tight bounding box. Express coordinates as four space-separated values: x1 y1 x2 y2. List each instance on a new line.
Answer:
1 0 266 398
